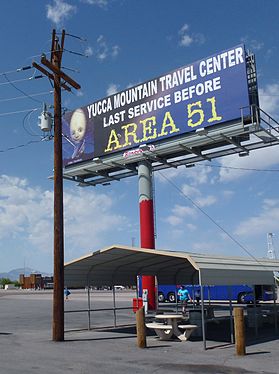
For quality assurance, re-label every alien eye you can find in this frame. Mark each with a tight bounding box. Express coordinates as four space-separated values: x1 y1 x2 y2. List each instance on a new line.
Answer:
78 127 83 132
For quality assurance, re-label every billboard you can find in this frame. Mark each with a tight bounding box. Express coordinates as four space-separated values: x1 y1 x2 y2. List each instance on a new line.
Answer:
63 44 250 167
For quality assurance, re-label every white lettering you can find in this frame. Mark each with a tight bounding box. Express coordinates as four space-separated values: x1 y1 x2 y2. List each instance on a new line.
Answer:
199 47 245 77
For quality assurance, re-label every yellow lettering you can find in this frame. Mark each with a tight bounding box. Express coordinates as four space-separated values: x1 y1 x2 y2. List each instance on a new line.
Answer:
187 101 204 128
207 96 222 122
122 123 140 147
104 129 121 152
141 116 157 141
158 111 180 137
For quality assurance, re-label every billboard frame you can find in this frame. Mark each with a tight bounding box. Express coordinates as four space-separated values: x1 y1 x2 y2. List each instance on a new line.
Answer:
62 104 279 187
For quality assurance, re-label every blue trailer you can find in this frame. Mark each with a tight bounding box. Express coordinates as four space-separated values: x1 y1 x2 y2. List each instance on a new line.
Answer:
158 284 276 304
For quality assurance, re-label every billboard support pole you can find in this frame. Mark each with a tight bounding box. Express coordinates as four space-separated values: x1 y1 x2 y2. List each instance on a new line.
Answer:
138 160 156 311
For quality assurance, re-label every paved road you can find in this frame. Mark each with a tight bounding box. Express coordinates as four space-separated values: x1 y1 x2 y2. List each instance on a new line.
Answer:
1 290 279 373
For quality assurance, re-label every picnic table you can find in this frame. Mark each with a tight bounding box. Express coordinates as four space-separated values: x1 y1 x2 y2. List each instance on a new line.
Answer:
146 314 197 341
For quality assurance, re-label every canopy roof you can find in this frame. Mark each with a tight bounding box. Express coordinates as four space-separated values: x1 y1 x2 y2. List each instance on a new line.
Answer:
64 245 279 287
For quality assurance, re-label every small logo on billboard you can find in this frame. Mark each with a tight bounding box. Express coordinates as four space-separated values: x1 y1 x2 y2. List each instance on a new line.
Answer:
123 145 155 158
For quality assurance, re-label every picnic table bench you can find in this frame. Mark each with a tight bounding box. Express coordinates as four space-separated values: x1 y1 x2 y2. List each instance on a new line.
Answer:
146 315 198 341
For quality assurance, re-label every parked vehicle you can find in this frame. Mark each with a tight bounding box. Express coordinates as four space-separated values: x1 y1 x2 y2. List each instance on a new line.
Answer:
158 284 277 304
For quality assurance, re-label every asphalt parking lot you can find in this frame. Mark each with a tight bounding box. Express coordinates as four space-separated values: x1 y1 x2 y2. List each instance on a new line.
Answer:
1 289 279 374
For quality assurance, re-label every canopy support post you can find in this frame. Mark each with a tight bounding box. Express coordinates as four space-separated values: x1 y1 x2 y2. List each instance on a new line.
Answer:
253 286 258 337
87 276 91 331
199 271 206 350
273 283 277 333
228 286 234 344
112 285 117 327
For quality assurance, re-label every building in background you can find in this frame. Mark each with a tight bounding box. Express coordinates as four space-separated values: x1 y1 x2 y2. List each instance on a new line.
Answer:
19 273 53 289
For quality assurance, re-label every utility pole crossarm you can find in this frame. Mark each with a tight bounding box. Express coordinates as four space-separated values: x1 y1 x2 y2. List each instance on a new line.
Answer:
41 56 81 90
32 62 71 92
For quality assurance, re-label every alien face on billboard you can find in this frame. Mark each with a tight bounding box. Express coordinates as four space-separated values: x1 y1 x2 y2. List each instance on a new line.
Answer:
70 109 87 143
63 107 94 166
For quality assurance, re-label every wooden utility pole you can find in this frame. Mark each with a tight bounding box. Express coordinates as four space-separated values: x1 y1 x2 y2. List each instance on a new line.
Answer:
33 29 80 341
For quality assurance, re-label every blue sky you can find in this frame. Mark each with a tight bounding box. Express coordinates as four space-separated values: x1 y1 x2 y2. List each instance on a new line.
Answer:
1 0 279 273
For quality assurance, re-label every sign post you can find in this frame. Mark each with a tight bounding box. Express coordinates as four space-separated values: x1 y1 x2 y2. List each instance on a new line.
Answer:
138 161 156 311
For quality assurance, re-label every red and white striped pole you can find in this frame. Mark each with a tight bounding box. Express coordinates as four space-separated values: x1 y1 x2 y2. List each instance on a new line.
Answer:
138 160 156 311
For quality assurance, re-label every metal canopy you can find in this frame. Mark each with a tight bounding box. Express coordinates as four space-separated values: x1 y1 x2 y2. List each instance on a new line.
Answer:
62 105 279 187
64 245 279 287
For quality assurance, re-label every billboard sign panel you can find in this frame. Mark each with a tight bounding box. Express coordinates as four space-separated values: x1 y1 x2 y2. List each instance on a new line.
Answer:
63 44 250 166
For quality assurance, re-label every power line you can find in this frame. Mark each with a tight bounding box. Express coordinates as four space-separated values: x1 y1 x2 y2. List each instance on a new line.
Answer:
0 107 40 117
22 109 42 137
0 90 53 103
0 74 44 87
198 163 279 172
28 51 53 60
3 73 45 104
0 65 32 76
61 66 80 73
64 32 87 42
157 170 267 266
0 139 46 153
63 48 88 57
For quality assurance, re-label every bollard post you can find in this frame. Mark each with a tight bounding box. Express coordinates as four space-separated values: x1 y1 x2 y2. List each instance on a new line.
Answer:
234 307 246 356
136 307 146 348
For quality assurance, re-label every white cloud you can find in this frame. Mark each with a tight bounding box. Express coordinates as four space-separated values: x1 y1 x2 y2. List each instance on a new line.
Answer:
156 163 212 186
76 90 84 97
241 36 264 51
156 167 186 183
181 184 199 197
218 145 279 182
181 184 217 207
223 190 235 199
106 83 119 96
96 35 108 60
216 83 279 181
192 240 221 254
85 46 93 57
0 175 128 257
190 166 212 185
186 223 197 231
234 205 279 238
263 198 279 208
178 24 193 47
178 24 205 47
164 204 197 227
112 45 120 57
172 204 197 217
180 35 193 47
63 189 127 250
259 83 279 118
196 195 217 207
46 0 76 26
95 35 120 61
165 215 183 226
81 0 108 7
126 81 142 89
